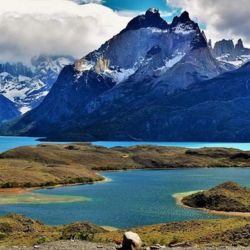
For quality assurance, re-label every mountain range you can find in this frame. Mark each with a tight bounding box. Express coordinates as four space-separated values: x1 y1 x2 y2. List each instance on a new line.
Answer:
1 9 250 141
211 39 250 67
0 55 74 114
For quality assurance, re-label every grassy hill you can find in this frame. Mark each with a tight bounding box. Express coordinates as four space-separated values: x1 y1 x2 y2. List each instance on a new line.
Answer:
0 214 250 247
182 182 250 212
0 144 250 188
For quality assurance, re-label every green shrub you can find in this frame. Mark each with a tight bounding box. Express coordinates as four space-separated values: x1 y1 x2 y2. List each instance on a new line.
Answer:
0 232 7 240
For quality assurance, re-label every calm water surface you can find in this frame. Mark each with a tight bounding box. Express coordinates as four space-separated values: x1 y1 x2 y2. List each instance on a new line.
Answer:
0 169 250 228
0 136 70 153
1 136 250 152
1 136 250 228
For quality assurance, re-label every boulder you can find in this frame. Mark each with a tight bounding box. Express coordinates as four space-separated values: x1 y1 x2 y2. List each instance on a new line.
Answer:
122 231 142 250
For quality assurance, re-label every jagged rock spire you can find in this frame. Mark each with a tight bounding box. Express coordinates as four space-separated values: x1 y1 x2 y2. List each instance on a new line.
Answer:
146 8 160 16
123 8 168 32
236 38 244 50
208 39 212 49
179 11 191 22
171 11 191 27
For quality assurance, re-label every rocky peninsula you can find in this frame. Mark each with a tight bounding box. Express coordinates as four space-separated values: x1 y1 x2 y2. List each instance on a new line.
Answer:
182 182 250 213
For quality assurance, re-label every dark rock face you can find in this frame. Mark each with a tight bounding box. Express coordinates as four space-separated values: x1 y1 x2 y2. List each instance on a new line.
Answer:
212 39 250 67
4 9 240 140
0 63 33 77
0 94 20 122
124 8 169 32
72 62 250 142
235 39 244 51
213 39 235 57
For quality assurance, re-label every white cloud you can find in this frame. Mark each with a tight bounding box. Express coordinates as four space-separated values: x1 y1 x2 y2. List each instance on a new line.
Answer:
168 0 250 47
0 0 131 63
72 0 103 4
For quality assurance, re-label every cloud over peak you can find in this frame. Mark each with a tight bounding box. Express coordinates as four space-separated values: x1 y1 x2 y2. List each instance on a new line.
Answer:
168 0 250 46
0 0 130 63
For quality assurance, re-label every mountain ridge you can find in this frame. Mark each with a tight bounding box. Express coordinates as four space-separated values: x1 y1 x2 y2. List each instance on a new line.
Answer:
2 9 249 141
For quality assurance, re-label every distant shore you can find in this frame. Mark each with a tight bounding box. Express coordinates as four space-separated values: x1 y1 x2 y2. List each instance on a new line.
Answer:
174 191 250 218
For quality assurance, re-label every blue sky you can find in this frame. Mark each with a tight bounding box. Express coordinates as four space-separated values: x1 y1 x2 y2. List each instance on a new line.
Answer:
90 0 181 22
104 0 173 14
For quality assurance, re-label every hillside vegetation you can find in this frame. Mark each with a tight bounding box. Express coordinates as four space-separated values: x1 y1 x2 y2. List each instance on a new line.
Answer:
0 144 250 188
0 214 250 247
182 182 250 212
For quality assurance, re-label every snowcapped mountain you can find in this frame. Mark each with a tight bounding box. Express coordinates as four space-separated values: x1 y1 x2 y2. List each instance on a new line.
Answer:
212 39 250 67
78 10 225 92
5 9 230 139
31 56 75 86
5 8 249 142
0 56 74 113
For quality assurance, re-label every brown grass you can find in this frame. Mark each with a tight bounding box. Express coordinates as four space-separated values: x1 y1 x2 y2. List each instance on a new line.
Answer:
0 144 250 189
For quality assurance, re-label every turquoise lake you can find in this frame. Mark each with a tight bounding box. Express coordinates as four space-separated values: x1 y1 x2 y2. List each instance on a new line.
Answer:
0 169 250 228
0 136 250 228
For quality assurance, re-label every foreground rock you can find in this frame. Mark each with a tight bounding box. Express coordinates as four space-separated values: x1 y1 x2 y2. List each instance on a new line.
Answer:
182 182 250 212
0 214 250 248
122 231 142 250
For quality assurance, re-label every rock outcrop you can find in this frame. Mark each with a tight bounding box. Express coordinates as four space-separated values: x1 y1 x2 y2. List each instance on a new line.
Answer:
212 38 250 67
122 231 142 250
182 182 250 212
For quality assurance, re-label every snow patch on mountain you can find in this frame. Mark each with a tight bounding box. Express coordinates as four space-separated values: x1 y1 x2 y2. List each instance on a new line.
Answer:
173 23 195 35
217 54 250 67
148 27 169 33
155 53 185 73
212 39 250 68
0 56 74 113
0 72 47 112
105 68 136 84
165 53 185 67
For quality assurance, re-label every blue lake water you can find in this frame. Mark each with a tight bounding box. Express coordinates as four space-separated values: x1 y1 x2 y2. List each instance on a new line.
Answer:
0 136 71 153
1 136 250 228
0 168 250 228
1 136 250 153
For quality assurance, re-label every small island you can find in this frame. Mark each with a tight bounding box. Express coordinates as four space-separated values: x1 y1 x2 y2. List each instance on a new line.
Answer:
182 182 250 213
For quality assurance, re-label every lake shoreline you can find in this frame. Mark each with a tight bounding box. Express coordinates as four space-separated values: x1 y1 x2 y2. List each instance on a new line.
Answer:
1 166 250 195
174 192 250 218
1 165 250 195
0 176 112 195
